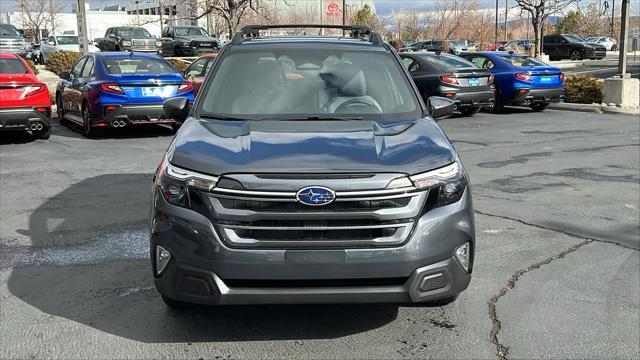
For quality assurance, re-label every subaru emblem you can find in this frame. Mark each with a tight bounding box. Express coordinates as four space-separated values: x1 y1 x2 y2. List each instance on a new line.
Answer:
296 186 335 206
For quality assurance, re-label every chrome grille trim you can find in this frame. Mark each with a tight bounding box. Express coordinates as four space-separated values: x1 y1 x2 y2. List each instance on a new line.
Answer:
222 223 413 231
211 185 419 199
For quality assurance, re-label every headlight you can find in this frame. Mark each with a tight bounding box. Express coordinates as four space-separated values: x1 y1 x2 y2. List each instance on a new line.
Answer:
409 162 467 207
156 40 162 48
121 40 131 47
155 156 218 208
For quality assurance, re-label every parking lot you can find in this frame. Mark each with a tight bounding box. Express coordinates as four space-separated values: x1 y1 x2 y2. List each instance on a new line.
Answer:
0 108 638 359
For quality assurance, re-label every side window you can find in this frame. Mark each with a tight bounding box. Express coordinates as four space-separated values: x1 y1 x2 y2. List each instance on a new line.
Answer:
204 58 214 74
71 57 87 77
467 56 486 68
106 28 112 36
403 58 420 73
81 57 94 78
185 57 208 78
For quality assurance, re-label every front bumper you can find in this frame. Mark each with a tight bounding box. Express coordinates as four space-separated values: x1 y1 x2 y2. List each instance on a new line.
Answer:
0 107 50 130
150 187 475 305
178 46 217 56
99 104 177 126
510 87 565 104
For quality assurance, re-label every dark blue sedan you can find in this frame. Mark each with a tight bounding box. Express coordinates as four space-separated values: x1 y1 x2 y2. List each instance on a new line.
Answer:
56 52 195 137
460 51 565 112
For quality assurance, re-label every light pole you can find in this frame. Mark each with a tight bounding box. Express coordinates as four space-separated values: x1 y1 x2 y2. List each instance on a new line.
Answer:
135 0 140 27
494 0 498 46
504 0 508 41
610 0 615 37
618 0 629 76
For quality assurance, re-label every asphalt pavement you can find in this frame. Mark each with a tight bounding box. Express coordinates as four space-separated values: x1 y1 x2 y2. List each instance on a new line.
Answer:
0 109 638 359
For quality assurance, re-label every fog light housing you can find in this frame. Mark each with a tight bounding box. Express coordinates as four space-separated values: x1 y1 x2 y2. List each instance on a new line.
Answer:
455 242 471 272
156 246 171 275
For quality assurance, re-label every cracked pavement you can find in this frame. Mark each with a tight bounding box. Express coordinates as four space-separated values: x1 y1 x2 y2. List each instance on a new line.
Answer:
1 109 639 359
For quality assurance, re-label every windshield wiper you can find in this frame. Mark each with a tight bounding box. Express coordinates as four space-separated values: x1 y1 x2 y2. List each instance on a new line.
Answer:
199 113 247 121
259 115 364 121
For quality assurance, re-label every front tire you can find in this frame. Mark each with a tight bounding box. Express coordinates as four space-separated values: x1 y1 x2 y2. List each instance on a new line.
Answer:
570 49 583 60
161 295 194 310
56 94 65 124
459 106 481 116
530 102 550 112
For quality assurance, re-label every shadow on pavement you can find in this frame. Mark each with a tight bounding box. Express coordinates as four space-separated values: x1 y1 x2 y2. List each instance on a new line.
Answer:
0 129 38 144
7 173 399 342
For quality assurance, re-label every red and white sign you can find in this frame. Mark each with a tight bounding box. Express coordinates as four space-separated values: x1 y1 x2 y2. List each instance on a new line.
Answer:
327 2 341 17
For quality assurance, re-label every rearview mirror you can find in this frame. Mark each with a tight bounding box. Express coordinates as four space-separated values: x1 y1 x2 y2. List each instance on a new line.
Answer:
426 96 455 120
59 71 71 80
164 97 190 122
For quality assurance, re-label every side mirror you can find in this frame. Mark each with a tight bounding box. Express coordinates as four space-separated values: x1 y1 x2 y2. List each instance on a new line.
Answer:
47 41 55 45
59 71 71 80
426 96 455 120
108 34 116 38
164 97 190 122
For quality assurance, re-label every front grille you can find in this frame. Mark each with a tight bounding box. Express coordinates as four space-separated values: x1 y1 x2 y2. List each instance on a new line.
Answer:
132 39 156 51
204 179 427 249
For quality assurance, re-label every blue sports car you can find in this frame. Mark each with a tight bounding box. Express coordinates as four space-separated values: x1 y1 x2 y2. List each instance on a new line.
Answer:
56 52 195 137
460 51 565 112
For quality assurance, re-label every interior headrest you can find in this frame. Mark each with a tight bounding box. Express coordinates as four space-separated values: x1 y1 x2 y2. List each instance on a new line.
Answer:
109 64 122 74
320 62 366 97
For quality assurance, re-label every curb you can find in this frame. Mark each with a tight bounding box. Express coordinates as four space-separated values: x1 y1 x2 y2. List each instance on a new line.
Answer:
549 102 639 115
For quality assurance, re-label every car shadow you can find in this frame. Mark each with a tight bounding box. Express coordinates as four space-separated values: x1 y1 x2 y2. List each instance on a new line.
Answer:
0 129 38 144
7 173 400 343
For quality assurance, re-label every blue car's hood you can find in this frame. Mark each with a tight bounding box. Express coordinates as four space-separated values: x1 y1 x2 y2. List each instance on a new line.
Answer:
170 118 456 176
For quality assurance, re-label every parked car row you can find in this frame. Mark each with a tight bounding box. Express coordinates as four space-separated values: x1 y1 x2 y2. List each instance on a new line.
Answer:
1 42 566 141
0 50 198 139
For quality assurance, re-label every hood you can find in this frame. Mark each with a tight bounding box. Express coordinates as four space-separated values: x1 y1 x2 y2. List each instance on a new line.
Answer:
176 35 216 41
170 118 456 176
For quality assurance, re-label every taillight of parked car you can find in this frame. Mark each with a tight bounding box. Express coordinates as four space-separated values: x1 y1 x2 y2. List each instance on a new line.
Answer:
100 83 125 95
515 73 532 82
177 82 193 94
560 73 565 82
488 74 495 84
440 75 459 85
23 84 47 97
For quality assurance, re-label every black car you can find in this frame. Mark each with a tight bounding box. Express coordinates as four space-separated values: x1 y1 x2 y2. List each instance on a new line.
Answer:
543 34 607 61
159 26 219 57
400 40 445 52
400 52 494 115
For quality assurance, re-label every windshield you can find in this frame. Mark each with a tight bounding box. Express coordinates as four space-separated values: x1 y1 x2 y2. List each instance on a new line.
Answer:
0 58 28 73
0 24 21 37
199 49 421 120
102 57 176 74
500 55 547 67
56 36 78 45
116 28 151 38
563 34 584 43
175 27 209 37
421 54 476 69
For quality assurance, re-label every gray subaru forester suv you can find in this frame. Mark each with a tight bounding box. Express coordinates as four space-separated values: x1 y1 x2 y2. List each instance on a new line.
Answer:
150 25 474 308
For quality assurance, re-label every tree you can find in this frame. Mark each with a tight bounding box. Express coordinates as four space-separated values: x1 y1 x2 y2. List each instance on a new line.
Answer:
555 4 607 37
515 0 578 57
15 0 63 41
352 4 381 32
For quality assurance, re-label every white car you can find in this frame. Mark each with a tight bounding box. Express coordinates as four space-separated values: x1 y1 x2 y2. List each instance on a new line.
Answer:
39 35 100 64
585 36 618 51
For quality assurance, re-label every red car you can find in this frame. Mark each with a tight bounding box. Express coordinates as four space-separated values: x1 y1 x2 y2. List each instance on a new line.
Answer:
182 53 216 95
0 52 51 139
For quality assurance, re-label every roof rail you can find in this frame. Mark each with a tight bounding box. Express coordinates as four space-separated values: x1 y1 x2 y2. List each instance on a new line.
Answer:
231 24 384 46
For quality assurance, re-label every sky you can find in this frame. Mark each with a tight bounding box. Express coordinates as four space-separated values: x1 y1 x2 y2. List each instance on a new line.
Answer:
0 0 613 15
